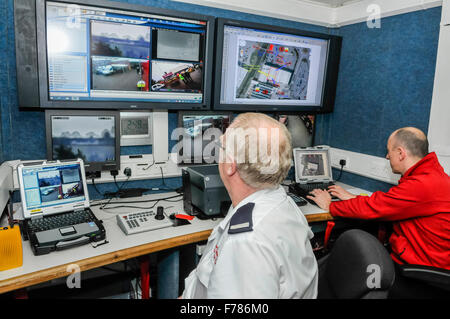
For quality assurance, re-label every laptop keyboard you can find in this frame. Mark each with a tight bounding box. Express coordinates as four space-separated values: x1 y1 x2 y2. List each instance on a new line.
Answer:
289 181 335 198
27 209 97 233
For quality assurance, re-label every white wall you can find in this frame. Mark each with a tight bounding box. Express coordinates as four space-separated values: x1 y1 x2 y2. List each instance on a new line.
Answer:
428 0 450 174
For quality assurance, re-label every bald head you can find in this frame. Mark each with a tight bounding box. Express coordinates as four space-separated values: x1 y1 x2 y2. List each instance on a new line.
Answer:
390 127 429 159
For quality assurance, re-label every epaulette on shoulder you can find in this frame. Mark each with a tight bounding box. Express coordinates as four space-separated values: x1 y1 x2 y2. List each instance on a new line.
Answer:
228 202 254 234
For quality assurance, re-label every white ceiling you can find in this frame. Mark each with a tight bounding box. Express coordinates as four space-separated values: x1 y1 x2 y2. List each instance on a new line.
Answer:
298 0 363 8
172 0 442 27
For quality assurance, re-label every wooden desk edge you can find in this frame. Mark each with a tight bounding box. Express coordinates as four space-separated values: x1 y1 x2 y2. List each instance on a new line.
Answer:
0 213 332 294
0 229 212 294
306 212 334 223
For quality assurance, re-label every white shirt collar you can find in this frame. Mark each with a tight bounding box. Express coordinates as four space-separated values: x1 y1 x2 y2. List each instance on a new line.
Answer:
217 185 283 232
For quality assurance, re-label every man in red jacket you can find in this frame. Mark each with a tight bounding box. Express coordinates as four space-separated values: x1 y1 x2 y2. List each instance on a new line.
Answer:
307 127 450 296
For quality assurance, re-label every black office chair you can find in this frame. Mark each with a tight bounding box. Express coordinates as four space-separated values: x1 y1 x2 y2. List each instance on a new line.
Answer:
387 264 450 298
317 229 395 299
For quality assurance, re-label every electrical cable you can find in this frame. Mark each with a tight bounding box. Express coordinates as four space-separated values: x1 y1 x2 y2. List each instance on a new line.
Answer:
93 193 182 210
142 155 155 171
336 163 345 181
99 176 131 210
91 178 105 197
98 195 183 211
157 166 179 192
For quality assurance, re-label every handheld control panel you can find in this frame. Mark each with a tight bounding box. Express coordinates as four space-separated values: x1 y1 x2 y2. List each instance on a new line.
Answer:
116 209 173 235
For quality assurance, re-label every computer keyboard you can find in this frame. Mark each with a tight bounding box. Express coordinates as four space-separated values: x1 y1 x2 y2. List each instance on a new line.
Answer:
116 207 174 235
289 182 335 198
27 209 97 233
287 192 308 206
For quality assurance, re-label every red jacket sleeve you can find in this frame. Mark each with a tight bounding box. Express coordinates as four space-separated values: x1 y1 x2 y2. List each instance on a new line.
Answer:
329 178 440 221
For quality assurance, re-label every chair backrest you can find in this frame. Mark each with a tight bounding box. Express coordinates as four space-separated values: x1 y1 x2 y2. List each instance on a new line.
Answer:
318 229 395 299
400 264 450 292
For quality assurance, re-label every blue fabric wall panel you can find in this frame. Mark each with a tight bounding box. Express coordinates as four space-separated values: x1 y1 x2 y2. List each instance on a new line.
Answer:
315 7 441 159
314 7 441 192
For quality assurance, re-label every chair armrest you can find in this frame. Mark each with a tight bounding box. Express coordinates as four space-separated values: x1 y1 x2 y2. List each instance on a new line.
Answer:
399 264 450 291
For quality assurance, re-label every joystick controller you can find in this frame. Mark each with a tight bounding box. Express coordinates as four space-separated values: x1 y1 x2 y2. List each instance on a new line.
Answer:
155 206 165 220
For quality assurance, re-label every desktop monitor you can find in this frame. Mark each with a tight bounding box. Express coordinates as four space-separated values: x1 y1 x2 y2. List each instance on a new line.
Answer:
45 109 121 175
30 0 214 110
177 111 233 165
214 18 342 113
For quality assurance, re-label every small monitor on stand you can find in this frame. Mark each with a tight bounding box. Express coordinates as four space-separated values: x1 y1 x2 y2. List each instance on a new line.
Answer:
177 111 233 165
45 110 121 178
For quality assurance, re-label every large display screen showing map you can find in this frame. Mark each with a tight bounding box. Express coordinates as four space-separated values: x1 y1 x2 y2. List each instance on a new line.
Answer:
219 24 329 108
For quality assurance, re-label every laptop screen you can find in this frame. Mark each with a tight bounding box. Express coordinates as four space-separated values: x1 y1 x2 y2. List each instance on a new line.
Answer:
293 147 332 183
18 161 89 218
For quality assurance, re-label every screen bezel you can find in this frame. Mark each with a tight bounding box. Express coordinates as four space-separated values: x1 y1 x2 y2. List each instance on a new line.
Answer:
213 18 342 114
18 159 90 219
45 109 121 173
177 111 233 165
35 0 215 110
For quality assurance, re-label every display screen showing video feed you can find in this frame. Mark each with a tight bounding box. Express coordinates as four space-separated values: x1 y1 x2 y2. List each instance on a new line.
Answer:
21 164 86 211
45 1 207 104
220 25 329 107
155 29 200 61
295 150 331 181
179 114 232 164
50 115 116 164
278 115 315 148
151 61 202 93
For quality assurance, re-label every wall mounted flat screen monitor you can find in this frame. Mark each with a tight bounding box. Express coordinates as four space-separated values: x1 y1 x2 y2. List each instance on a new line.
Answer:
45 110 121 174
214 18 342 113
177 112 232 165
36 0 214 110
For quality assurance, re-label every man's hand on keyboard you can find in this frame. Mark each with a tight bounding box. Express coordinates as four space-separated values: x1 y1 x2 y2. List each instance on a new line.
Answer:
307 189 331 211
327 185 357 201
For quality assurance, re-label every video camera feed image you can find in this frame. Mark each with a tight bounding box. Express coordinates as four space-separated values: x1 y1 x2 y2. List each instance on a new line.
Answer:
36 169 84 203
151 61 202 92
91 21 150 92
236 41 311 101
278 115 315 148
180 114 231 163
155 29 200 61
38 170 62 203
62 182 84 199
51 115 116 163
299 153 327 177
92 57 150 91
91 21 150 59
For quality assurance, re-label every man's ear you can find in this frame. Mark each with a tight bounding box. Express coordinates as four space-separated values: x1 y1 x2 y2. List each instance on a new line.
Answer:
226 160 237 177
398 146 407 161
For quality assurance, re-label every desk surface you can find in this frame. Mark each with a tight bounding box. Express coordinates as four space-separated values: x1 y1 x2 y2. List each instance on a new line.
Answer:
0 183 370 294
